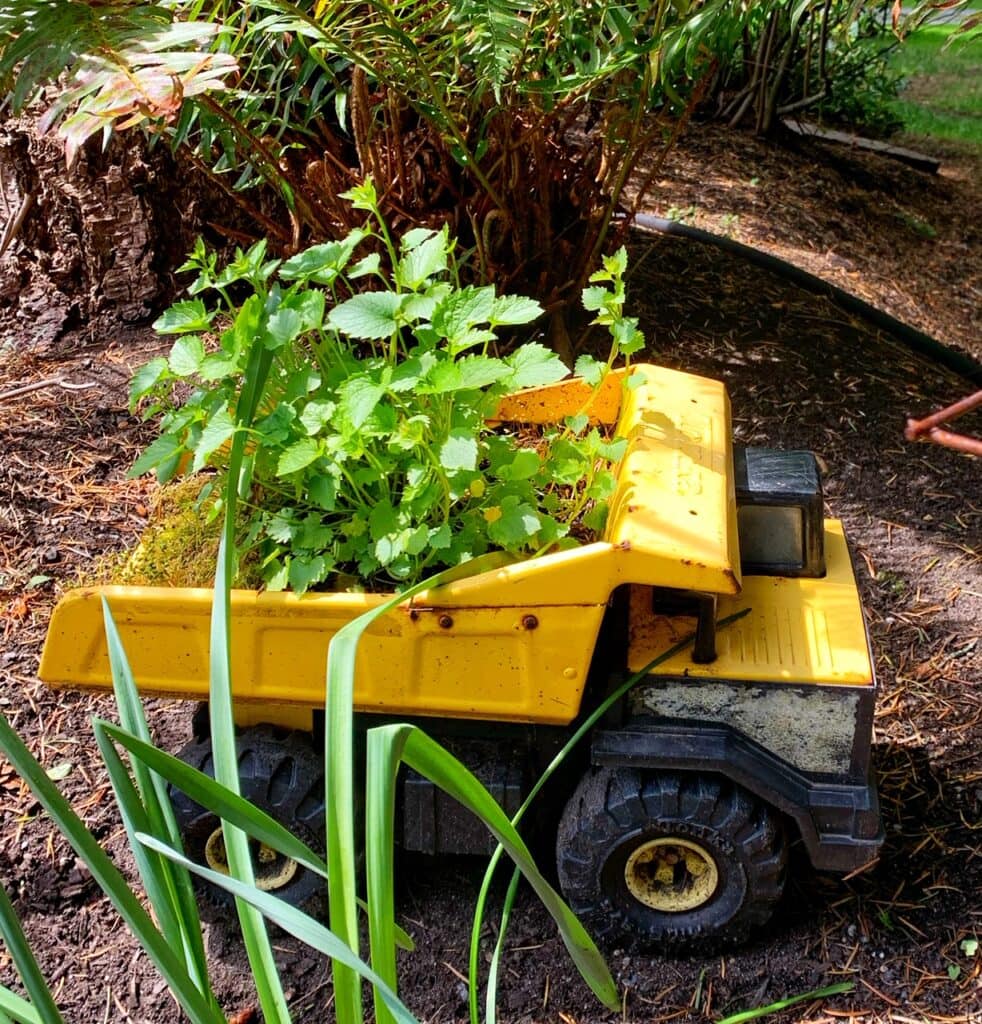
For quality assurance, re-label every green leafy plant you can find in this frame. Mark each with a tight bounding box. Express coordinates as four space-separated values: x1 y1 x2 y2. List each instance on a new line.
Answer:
130 181 642 593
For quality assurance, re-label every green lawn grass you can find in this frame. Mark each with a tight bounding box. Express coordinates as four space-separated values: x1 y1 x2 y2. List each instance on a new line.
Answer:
887 18 982 151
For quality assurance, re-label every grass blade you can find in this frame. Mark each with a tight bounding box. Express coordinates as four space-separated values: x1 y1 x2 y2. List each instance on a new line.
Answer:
210 531 291 1023
0 987 41 1024
717 981 855 1024
370 723 619 1010
324 554 510 1023
99 720 330 879
483 869 520 1024
92 725 205 980
208 328 291 1024
137 833 420 1024
469 608 752 1024
0 717 225 1024
100 598 211 991
100 601 213 999
92 725 417 953
364 724 407 1024
0 882 63 1024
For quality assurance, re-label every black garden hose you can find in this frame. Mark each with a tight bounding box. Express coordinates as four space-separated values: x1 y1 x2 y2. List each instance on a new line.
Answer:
630 213 982 388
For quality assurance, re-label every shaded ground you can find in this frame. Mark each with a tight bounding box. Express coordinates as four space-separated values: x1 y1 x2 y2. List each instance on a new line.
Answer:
1 124 980 1023
644 121 981 365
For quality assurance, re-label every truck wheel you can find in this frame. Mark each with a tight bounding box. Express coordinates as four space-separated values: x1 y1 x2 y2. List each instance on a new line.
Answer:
169 726 326 915
556 768 786 951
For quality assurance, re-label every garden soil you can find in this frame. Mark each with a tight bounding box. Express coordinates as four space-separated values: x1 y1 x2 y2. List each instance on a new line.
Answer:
0 123 980 1023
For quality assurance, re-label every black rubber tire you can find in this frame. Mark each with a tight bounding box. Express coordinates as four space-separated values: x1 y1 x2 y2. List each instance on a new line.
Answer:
169 725 327 916
556 768 786 952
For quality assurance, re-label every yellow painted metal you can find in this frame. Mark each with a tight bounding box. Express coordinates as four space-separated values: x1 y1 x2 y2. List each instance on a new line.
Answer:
40 585 607 725
628 520 874 686
39 363 764 725
492 367 626 426
624 837 719 912
606 366 740 595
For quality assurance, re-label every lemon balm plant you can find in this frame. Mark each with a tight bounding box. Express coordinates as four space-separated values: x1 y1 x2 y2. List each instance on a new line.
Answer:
129 179 642 593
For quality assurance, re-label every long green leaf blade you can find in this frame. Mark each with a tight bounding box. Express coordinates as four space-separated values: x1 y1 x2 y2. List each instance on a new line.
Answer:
364 724 408 1024
470 608 752 1024
0 883 63 1024
0 986 42 1024
99 721 329 880
209 322 291 1024
100 602 213 999
137 833 420 1024
0 718 225 1024
99 720 414 950
324 554 510 1022
717 982 855 1024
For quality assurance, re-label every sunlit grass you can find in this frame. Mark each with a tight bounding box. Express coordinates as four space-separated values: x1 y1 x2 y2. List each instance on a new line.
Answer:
888 21 982 151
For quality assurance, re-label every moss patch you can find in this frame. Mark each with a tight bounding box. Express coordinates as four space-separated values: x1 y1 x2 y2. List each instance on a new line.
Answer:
80 477 256 589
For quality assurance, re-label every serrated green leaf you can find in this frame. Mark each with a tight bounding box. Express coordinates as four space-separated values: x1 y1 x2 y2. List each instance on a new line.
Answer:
582 502 609 535
580 285 609 312
168 335 205 377
276 438 322 476
300 400 337 436
129 357 169 408
400 227 437 250
487 497 541 547
154 300 215 335
308 476 337 511
498 449 540 481
339 378 386 429
129 434 183 479
505 344 568 389
328 292 403 340
455 355 511 391
266 511 296 545
429 523 452 550
288 555 329 594
574 354 605 388
490 294 543 326
281 290 325 332
419 359 462 395
279 237 361 284
264 307 303 349
432 286 495 341
565 413 589 435
191 409 236 473
395 229 447 290
368 501 400 543
349 253 382 279
439 430 479 472
611 317 644 356
198 351 239 382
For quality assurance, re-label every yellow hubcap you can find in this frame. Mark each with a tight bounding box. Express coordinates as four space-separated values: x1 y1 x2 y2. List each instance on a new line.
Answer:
624 837 719 912
204 828 300 892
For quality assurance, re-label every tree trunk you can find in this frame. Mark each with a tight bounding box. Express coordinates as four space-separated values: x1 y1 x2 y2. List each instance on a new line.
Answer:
0 118 233 353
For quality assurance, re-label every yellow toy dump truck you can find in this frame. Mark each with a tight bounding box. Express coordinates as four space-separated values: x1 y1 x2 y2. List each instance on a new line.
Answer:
40 363 882 950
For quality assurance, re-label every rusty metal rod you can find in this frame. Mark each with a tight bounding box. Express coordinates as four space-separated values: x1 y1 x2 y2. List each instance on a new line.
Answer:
911 426 982 457
904 390 982 440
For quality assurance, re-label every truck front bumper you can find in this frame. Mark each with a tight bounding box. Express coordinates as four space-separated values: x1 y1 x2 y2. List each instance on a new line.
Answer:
592 721 883 873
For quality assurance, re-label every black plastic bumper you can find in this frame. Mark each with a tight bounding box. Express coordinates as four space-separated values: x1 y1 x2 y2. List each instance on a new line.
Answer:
592 721 883 873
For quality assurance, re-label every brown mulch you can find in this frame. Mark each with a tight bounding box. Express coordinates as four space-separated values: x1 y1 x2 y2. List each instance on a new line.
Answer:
0 124 980 1023
640 121 982 366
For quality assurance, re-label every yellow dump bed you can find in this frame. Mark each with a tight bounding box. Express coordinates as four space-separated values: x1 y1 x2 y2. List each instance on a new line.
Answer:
39 364 771 727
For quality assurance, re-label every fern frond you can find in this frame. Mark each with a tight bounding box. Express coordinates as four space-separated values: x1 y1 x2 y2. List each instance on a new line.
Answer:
445 0 531 88
0 2 236 162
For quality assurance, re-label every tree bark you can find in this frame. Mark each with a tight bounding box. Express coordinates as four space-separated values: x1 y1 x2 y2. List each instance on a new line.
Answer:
0 118 234 353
